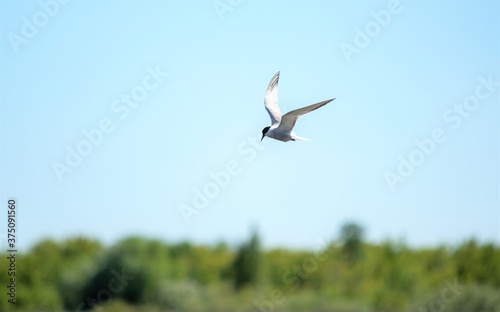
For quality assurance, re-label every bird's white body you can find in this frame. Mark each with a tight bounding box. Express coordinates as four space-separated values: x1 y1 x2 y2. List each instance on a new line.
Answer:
265 126 305 142
261 71 335 142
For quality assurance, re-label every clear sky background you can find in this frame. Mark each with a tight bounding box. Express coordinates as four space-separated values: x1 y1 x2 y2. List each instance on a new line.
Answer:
0 0 498 251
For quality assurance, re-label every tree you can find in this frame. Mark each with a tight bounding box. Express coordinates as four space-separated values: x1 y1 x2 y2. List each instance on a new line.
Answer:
340 222 364 263
231 229 261 290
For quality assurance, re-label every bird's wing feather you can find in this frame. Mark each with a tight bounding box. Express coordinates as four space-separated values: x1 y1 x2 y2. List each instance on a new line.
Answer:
264 71 282 126
276 98 335 133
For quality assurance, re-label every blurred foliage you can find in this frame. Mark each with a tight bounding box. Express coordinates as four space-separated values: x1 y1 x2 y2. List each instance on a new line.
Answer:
340 222 364 263
231 229 261 290
1 224 499 312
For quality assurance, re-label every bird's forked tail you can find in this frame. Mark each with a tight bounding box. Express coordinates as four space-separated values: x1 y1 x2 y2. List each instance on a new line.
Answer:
292 135 311 141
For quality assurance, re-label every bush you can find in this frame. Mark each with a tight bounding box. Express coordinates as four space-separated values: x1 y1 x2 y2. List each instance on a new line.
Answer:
448 285 500 312
154 280 207 311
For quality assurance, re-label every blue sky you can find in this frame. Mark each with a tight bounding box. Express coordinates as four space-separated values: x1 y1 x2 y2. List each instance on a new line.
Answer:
0 0 498 251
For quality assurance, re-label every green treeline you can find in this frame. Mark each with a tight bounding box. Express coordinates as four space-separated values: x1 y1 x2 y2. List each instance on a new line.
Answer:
1 223 499 312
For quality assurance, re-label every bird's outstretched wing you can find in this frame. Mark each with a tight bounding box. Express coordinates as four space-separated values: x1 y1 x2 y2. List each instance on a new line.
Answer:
276 98 335 133
264 71 283 126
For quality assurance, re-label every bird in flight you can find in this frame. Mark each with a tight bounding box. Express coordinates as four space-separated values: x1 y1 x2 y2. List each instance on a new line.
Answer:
261 71 335 142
